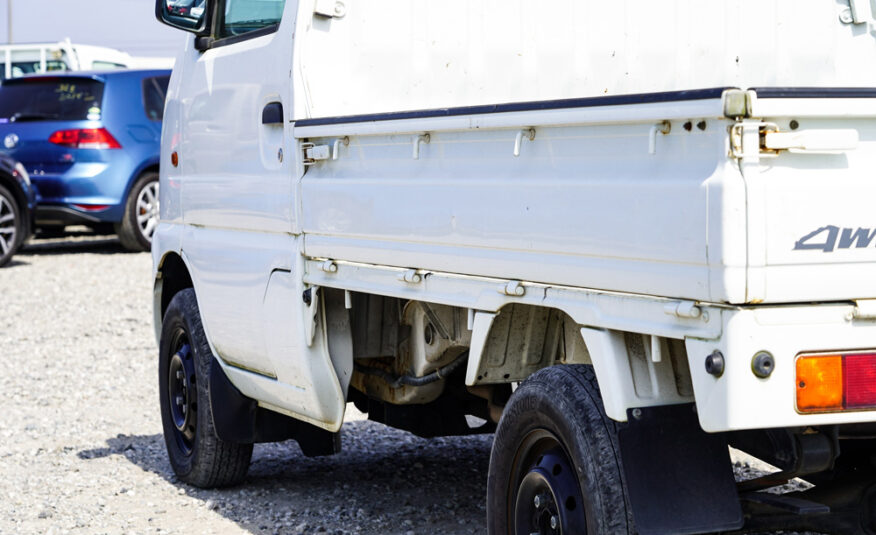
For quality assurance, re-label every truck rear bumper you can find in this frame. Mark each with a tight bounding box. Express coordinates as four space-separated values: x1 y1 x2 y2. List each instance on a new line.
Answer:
687 302 876 432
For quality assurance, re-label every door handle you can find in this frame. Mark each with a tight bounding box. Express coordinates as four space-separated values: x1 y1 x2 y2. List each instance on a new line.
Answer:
262 101 284 125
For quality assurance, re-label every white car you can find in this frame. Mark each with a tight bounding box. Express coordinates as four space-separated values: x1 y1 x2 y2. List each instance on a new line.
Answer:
190 0 205 18
0 40 172 80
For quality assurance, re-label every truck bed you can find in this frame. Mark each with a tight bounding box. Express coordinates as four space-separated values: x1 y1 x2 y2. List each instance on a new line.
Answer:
295 88 876 305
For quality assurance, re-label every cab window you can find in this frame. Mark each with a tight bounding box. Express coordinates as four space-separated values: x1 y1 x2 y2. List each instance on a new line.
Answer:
0 50 70 81
92 61 127 70
218 0 286 39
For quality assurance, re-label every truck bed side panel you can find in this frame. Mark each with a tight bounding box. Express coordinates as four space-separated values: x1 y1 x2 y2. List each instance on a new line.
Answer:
301 118 739 302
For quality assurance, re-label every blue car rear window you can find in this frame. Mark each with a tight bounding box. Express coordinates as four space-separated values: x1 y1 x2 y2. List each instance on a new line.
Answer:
0 78 105 122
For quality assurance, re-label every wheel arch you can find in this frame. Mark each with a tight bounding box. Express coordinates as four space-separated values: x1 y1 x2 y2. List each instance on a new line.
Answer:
123 160 160 202
153 251 194 344
466 302 696 423
466 303 593 386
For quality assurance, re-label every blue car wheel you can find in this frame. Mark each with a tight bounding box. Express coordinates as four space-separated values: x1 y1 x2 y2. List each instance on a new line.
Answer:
115 171 159 252
0 184 23 266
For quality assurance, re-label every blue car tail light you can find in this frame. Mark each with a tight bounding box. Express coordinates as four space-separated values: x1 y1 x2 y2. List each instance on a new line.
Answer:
48 128 122 150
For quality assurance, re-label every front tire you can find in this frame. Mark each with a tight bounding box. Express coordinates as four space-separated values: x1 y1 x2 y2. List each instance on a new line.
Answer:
159 288 253 487
487 365 633 535
0 184 23 267
116 172 158 251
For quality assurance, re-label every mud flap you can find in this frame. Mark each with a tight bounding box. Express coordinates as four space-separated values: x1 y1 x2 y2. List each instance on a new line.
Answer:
209 357 340 456
618 404 743 535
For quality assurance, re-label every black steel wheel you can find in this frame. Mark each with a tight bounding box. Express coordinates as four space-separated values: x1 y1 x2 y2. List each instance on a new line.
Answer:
488 365 633 535
512 431 587 534
159 288 252 488
166 334 196 456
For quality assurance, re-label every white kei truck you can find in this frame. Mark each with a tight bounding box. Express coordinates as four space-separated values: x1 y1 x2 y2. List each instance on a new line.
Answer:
153 1 876 533
0 40 173 80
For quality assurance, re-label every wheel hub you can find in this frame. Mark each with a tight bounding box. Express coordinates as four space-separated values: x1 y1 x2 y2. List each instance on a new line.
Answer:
514 446 587 534
167 342 196 454
136 181 159 241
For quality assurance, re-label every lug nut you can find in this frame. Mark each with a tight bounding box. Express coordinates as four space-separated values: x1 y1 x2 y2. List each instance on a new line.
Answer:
534 494 547 508
550 515 558 529
752 351 775 378
705 350 725 378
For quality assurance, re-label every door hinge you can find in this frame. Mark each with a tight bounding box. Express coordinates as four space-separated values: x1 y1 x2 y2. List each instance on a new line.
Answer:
314 0 346 18
664 300 705 320
849 299 876 321
302 142 331 166
730 121 859 160
729 120 765 160
840 0 875 26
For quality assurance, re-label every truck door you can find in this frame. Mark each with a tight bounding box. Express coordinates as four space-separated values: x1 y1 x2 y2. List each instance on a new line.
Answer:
177 0 345 431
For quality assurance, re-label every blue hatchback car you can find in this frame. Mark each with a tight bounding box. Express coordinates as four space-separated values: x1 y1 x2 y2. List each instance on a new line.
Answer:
0 69 170 251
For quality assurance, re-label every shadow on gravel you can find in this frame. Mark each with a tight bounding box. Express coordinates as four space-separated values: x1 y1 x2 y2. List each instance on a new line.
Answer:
2 258 30 268
21 237 128 256
78 421 492 535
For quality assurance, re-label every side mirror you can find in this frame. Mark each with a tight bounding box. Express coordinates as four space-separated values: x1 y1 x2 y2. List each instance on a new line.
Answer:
155 0 211 34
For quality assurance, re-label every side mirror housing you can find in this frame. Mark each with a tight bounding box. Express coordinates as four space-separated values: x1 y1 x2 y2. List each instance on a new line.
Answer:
155 0 211 35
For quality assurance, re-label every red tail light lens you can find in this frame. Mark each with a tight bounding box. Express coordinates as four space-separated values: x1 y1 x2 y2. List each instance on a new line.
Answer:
49 128 121 149
48 129 78 147
844 353 876 409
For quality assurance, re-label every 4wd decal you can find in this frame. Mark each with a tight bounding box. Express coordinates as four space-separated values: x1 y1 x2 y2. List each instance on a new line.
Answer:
795 225 876 252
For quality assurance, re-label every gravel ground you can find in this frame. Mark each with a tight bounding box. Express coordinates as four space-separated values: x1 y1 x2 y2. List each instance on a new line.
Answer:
0 232 823 535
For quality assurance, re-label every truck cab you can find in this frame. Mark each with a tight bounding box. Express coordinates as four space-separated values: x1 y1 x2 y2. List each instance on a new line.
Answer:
153 2 876 533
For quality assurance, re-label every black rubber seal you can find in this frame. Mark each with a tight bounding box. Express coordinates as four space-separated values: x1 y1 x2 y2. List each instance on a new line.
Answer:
751 87 876 99
294 87 733 127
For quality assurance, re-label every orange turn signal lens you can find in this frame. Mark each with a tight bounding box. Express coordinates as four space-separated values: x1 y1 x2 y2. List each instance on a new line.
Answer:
796 355 843 412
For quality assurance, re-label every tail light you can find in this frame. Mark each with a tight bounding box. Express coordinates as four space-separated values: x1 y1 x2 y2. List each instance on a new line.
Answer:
49 128 121 149
796 352 876 413
71 204 110 212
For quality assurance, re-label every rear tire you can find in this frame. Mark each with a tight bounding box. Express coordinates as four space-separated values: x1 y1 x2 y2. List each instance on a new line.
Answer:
116 172 158 252
0 184 23 267
487 365 633 534
159 288 253 487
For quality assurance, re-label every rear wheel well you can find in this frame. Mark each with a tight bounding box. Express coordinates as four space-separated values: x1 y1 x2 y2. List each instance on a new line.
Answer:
158 253 193 320
0 173 30 236
135 164 159 185
124 163 160 202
